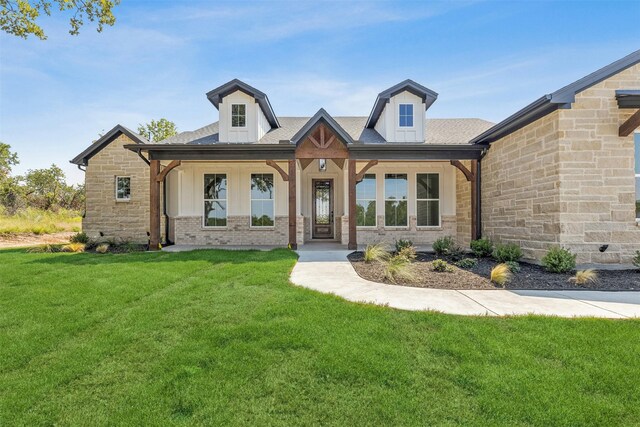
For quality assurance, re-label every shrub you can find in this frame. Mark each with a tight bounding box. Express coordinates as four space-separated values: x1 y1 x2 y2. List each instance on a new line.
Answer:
432 259 454 272
570 269 598 286
455 258 478 269
383 255 416 284
505 261 521 273
27 244 62 253
61 243 85 253
397 245 417 261
363 243 389 263
633 251 640 269
491 264 512 286
432 236 455 256
69 231 89 244
493 243 523 263
395 239 413 253
96 243 109 254
470 238 493 257
541 246 576 273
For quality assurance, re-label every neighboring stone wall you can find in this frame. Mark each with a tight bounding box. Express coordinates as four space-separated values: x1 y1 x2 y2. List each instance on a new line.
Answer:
455 161 472 248
83 134 155 243
557 63 640 264
481 111 562 260
173 216 288 246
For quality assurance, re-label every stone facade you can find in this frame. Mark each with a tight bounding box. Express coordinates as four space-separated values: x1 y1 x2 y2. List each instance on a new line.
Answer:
341 214 457 246
455 161 472 248
83 134 160 243
173 215 289 246
482 63 640 264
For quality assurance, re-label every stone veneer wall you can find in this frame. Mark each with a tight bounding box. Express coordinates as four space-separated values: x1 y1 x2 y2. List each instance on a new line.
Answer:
83 134 162 243
341 215 457 246
173 216 289 246
455 161 472 248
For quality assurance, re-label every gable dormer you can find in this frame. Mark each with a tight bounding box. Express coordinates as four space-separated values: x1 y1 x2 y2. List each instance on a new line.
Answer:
206 79 280 143
365 79 438 143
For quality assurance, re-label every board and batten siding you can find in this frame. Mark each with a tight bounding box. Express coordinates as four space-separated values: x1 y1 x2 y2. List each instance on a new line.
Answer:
374 90 425 143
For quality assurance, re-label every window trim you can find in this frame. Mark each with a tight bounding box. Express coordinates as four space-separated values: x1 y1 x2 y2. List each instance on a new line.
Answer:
250 172 275 229
231 103 247 128
398 103 415 128
356 173 377 229
384 173 409 229
415 172 442 228
202 173 228 229
115 176 131 202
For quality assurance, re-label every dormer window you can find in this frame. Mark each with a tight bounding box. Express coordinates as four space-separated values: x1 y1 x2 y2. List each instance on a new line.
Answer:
399 104 413 127
231 104 246 127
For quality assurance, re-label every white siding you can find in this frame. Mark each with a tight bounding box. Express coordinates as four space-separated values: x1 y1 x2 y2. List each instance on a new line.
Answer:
218 91 260 143
375 90 426 143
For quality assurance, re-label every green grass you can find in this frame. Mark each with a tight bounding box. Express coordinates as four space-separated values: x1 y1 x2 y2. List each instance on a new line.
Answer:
0 248 638 426
0 208 81 235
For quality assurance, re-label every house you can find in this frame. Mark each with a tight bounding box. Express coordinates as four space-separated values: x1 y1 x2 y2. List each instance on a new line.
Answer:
71 50 640 264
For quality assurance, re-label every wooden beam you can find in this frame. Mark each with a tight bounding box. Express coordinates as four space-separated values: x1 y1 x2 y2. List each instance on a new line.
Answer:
155 160 181 183
299 158 314 170
355 160 378 182
619 109 640 137
319 125 325 147
348 159 357 250
307 134 322 149
149 160 161 251
288 159 297 249
470 160 478 241
266 160 289 181
450 160 474 182
324 135 336 149
330 158 345 169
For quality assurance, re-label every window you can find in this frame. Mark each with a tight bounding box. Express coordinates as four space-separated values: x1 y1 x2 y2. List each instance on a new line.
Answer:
251 173 274 227
115 176 130 201
416 173 440 227
384 174 408 227
635 134 640 219
399 103 413 127
204 174 227 227
356 174 376 227
231 104 246 127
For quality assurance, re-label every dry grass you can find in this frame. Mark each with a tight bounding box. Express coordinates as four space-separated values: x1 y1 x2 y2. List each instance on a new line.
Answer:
491 263 512 286
363 243 390 263
0 208 81 235
383 255 417 284
570 269 598 286
61 243 86 253
96 243 109 254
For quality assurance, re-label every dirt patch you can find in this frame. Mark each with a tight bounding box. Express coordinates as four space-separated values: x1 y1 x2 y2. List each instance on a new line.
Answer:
348 252 640 291
0 232 74 249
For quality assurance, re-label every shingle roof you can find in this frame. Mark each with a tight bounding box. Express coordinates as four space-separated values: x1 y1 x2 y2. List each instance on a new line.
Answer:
159 117 494 146
70 124 149 166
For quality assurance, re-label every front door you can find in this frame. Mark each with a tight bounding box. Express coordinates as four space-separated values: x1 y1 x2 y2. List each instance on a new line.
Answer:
312 179 333 239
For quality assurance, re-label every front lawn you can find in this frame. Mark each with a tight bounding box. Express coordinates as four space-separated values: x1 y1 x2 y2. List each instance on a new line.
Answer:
1 249 639 426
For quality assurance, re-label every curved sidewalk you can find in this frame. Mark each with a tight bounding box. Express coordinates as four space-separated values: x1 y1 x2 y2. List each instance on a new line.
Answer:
290 250 640 318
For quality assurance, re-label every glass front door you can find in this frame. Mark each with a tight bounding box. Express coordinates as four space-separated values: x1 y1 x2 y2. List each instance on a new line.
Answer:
312 179 333 239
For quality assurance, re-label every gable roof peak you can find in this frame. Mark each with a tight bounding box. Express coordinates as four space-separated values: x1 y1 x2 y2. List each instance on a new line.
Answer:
205 78 280 128
366 79 439 128
70 124 148 166
290 108 354 145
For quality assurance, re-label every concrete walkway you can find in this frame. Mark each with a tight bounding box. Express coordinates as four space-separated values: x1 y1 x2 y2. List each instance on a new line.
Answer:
290 250 640 318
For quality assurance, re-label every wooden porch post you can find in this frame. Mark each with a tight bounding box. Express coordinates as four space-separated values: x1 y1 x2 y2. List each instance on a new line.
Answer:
348 159 357 250
288 159 297 249
470 160 478 241
149 160 161 251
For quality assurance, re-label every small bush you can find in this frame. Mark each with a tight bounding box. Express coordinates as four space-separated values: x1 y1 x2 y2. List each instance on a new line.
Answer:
27 244 62 253
541 246 576 273
432 236 455 256
455 258 478 269
470 238 493 257
505 261 520 273
96 243 109 254
395 239 413 253
432 259 454 272
61 243 85 253
397 245 417 261
493 243 523 263
383 255 416 284
70 231 89 244
570 269 598 286
491 264 512 286
633 251 640 269
363 243 389 263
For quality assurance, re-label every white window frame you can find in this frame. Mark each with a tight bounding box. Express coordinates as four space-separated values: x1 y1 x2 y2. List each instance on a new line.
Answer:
356 173 377 228
115 176 131 202
384 173 409 228
250 172 275 228
231 103 247 128
203 173 228 228
416 172 441 228
398 103 414 128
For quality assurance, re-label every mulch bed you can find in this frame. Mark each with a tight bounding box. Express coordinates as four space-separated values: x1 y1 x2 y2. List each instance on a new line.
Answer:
347 252 640 291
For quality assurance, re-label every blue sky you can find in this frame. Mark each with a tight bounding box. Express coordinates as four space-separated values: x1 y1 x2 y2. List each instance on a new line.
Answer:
0 0 638 184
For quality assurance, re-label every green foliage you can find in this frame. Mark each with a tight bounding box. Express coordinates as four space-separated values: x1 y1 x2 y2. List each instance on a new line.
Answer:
394 239 413 253
633 251 640 269
541 246 576 273
363 243 389 263
505 261 521 273
470 238 493 257
0 142 18 178
432 236 455 256
69 231 89 244
383 254 416 284
491 263 512 286
137 118 178 142
0 0 120 40
397 245 417 261
455 258 478 269
432 259 454 272
26 243 62 253
493 243 523 263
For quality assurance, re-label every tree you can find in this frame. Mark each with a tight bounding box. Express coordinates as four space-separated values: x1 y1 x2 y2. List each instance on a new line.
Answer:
137 118 178 142
0 0 120 40
22 164 67 210
0 142 18 179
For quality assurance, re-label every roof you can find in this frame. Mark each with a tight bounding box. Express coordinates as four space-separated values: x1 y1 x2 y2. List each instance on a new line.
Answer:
290 108 354 145
70 124 149 166
158 117 494 146
365 79 438 129
206 79 280 128
471 49 640 145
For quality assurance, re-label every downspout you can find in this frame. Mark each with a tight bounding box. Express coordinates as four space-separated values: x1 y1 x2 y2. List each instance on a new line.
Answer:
77 163 86 218
162 177 171 245
137 149 151 166
476 159 482 239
